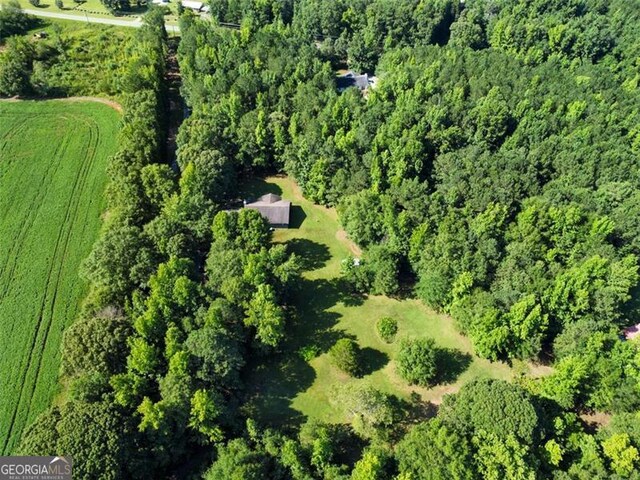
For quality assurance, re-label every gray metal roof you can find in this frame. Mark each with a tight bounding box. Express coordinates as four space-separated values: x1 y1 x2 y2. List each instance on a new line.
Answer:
337 71 370 90
245 193 291 226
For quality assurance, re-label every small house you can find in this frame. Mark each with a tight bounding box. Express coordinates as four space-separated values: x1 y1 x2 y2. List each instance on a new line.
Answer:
623 323 640 341
244 193 291 228
181 0 203 11
337 71 378 93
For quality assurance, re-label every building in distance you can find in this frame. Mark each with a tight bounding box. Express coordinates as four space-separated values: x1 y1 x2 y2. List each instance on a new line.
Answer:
337 71 379 93
182 0 204 11
623 323 640 341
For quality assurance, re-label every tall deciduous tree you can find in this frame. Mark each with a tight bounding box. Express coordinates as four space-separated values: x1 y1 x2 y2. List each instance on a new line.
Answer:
18 402 135 479
396 419 475 480
245 284 286 348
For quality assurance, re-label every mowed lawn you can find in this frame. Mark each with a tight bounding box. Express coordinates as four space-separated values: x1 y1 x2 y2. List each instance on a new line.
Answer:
15 0 118 16
244 176 515 426
0 100 119 454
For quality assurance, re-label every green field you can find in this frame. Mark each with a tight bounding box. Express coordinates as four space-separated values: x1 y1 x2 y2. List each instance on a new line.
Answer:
244 177 523 425
16 0 124 17
0 100 119 454
15 0 181 29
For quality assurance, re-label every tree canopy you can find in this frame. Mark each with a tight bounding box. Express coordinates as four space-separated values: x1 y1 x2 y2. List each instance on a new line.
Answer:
9 1 640 478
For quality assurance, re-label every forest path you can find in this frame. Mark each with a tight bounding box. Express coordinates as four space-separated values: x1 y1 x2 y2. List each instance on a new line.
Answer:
164 37 183 169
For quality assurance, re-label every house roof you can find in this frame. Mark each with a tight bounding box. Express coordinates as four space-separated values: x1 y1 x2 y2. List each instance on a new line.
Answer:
623 323 640 340
182 0 203 10
251 193 282 204
245 193 291 226
337 71 370 90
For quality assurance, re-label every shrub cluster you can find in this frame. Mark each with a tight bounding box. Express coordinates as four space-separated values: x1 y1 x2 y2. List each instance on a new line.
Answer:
376 317 398 343
329 338 361 376
396 338 437 387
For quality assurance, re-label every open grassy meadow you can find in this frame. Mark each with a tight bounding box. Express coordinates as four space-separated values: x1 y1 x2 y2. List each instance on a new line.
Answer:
15 1 181 30
16 0 121 18
243 177 520 426
0 100 119 454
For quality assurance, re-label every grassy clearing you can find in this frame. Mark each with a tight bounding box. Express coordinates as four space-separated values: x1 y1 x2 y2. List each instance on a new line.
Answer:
243 176 516 426
0 100 119 454
16 0 125 17
32 23 133 97
15 0 181 29
3 19 134 97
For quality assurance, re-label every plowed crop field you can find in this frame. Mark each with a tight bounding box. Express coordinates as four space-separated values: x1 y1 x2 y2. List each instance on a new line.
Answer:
0 100 119 453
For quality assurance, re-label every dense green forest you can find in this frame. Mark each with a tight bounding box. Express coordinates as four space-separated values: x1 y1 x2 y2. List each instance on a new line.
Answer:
6 0 640 478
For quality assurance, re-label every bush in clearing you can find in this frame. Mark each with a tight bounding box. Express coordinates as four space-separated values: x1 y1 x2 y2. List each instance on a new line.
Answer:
376 317 398 343
298 344 321 361
397 338 437 386
329 338 361 376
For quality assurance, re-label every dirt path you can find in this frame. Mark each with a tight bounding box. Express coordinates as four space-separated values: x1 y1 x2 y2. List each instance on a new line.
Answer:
0 96 123 113
56 96 123 113
335 229 362 257
164 38 183 169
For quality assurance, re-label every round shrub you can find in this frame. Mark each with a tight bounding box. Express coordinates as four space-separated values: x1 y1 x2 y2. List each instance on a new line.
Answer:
376 317 398 343
298 344 321 361
329 338 361 376
397 338 437 386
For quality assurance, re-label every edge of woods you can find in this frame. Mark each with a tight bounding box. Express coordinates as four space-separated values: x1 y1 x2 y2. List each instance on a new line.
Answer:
6 9 172 455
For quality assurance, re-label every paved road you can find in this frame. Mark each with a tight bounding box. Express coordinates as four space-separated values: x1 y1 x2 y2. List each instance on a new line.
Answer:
23 8 180 32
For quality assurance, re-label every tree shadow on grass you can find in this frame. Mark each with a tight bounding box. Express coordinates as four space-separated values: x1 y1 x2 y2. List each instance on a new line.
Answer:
403 394 439 426
332 277 365 307
382 394 433 442
288 278 347 352
331 425 369 470
243 354 316 428
433 348 472 385
29 17 46 28
358 347 389 377
243 276 349 427
287 277 366 353
284 238 330 272
236 176 283 200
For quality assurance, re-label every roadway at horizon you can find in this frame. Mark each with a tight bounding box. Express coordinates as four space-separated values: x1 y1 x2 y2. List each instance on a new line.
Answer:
22 7 180 32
